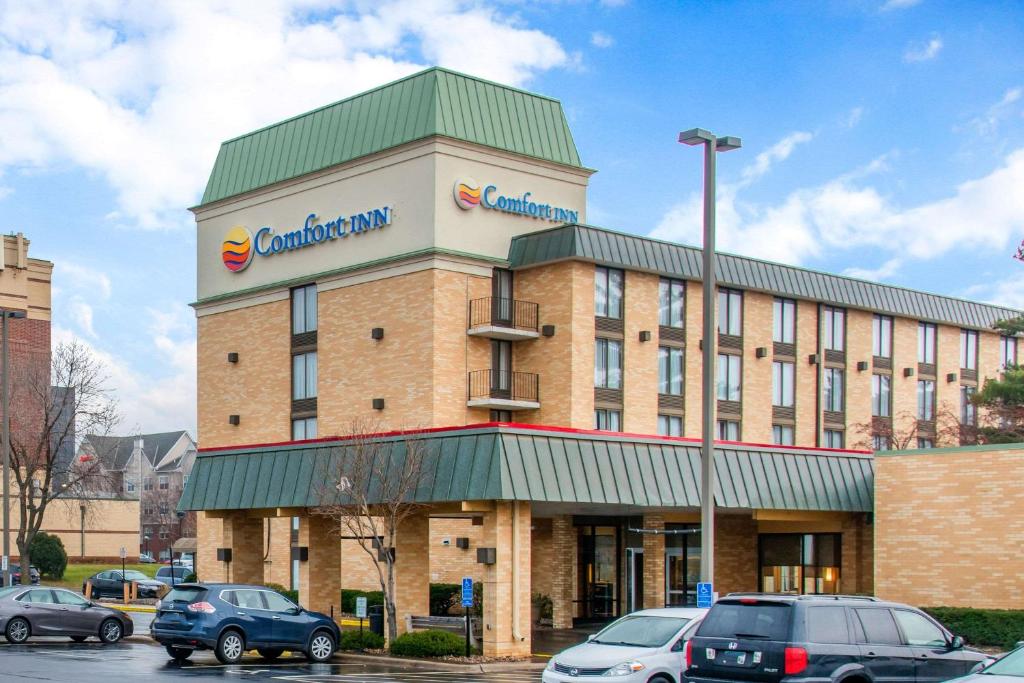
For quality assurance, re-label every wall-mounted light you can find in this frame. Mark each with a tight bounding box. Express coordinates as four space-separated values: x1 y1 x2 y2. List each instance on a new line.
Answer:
371 327 384 340
903 367 915 378
227 352 239 363
639 330 652 342
541 324 556 337
476 547 496 565
228 415 240 426
216 548 232 562
856 361 869 372
456 537 470 550
291 546 309 562
755 347 768 359
808 353 820 365
946 372 958 383
372 398 385 410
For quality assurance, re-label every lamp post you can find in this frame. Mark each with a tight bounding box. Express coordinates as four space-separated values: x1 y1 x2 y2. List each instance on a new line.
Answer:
2 308 26 588
678 129 741 586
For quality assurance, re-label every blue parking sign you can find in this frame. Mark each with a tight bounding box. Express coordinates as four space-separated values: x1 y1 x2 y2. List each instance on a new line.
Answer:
461 577 474 607
697 582 713 608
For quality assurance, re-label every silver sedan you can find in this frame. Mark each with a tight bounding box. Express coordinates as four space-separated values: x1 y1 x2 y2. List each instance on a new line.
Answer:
0 585 134 644
954 644 1024 683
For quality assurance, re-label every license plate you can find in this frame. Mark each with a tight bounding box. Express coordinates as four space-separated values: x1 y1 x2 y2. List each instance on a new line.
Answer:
721 651 749 666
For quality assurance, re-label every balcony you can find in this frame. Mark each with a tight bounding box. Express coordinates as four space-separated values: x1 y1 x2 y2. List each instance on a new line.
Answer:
467 370 540 411
467 297 539 340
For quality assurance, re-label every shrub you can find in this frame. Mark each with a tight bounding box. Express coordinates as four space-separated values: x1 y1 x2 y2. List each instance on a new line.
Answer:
924 607 1024 650
389 629 472 658
263 582 299 605
533 593 553 621
183 573 197 583
430 583 460 616
341 589 384 614
30 532 67 579
338 629 385 651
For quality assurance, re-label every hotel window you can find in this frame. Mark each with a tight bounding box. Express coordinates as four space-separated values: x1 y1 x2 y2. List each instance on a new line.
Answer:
759 533 841 595
1000 335 1018 368
595 338 624 389
594 409 622 431
292 352 317 399
490 409 513 422
960 330 978 370
872 315 893 358
658 346 683 395
917 438 935 449
772 424 794 446
717 288 743 336
158 475 168 490
716 353 741 401
823 429 844 449
595 267 624 319
773 298 796 344
291 284 317 334
872 434 891 451
292 417 317 440
159 503 169 515
144 507 153 516
126 481 135 493
717 420 740 440
823 306 845 352
658 415 683 437
917 379 936 420
659 279 685 328
871 374 891 418
918 322 937 364
772 361 795 407
143 478 152 491
961 386 977 425
823 368 844 412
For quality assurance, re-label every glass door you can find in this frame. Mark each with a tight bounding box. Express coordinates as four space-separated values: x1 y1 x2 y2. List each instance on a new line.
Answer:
577 525 620 621
492 268 513 325
491 340 512 397
625 548 643 613
665 525 701 606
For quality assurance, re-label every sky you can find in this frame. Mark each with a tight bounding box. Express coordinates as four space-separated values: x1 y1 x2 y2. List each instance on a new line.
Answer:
0 0 1022 438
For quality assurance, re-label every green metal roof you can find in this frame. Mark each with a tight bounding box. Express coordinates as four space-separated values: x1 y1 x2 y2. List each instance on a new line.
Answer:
179 425 874 513
200 68 583 206
875 442 1024 457
508 224 1022 330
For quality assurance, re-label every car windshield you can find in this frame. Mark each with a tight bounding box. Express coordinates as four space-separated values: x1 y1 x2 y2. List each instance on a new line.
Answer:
0 586 21 599
982 648 1024 677
591 616 690 648
123 571 149 581
164 587 205 603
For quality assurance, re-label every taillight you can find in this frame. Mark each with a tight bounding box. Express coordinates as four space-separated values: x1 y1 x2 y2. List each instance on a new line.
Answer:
685 639 693 668
739 598 759 604
187 601 216 614
784 647 808 675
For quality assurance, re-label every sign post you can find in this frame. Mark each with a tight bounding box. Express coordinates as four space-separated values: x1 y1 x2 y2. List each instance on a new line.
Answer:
696 582 714 609
355 596 368 640
461 577 474 658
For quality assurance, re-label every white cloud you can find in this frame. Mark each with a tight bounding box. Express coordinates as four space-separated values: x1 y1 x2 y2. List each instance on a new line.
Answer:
842 106 865 129
0 1 570 230
740 131 814 185
652 146 1024 276
54 262 112 300
961 273 1024 309
590 31 614 48
880 0 923 10
842 258 903 281
68 300 97 338
904 35 943 62
963 86 1023 136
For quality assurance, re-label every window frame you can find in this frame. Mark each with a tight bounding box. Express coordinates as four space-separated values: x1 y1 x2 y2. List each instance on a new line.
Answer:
823 367 845 412
717 419 740 440
1000 335 1018 368
871 374 891 418
595 267 624 319
772 360 795 408
594 409 622 432
716 353 742 402
595 338 624 389
824 429 844 449
718 288 743 336
292 351 318 400
291 284 318 335
960 329 978 370
658 346 684 395
872 315 893 358
823 306 846 352
659 278 685 328
918 322 937 364
773 298 796 344
917 379 936 420
772 424 795 446
657 414 683 437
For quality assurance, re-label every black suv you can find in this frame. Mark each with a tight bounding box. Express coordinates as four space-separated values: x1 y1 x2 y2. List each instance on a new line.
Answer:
684 594 988 683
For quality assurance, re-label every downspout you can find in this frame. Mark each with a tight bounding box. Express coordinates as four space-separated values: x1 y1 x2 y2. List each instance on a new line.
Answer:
511 503 525 643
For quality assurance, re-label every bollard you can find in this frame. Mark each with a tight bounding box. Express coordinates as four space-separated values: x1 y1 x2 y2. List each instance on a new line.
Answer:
84 580 92 599
123 581 130 605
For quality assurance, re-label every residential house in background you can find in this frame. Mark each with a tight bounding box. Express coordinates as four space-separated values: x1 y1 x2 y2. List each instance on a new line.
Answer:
78 431 197 560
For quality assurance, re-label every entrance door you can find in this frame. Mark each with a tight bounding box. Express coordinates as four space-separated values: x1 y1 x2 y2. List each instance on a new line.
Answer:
577 525 620 621
665 525 701 606
666 547 686 606
625 548 644 613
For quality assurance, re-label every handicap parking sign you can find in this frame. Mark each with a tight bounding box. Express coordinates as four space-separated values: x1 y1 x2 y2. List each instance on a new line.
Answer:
697 582 713 608
461 577 474 607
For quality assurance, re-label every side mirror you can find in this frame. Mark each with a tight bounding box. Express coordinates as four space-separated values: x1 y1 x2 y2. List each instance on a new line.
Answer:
950 635 964 650
288 607 301 616
586 634 596 642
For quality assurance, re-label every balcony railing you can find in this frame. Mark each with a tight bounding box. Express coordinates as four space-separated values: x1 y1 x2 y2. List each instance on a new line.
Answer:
468 297 539 333
467 369 539 404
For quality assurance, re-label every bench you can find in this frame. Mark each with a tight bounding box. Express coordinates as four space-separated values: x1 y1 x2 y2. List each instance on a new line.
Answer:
405 615 480 646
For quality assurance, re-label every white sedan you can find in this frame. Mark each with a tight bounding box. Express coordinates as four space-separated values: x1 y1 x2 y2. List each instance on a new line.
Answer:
543 607 706 683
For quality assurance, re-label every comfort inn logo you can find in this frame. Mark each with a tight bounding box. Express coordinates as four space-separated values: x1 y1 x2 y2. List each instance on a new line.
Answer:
454 178 481 209
452 177 579 223
221 226 255 272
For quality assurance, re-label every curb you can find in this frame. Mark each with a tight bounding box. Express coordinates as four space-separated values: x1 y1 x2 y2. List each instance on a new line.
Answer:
108 604 157 613
337 652 545 672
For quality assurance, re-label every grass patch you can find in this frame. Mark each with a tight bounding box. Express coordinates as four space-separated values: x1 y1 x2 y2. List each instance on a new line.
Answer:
54 563 159 591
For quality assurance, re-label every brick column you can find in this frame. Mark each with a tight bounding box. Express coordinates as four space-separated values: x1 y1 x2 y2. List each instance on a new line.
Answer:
299 515 341 617
714 514 758 595
224 515 265 585
195 512 221 582
550 515 576 629
481 501 532 657
642 514 665 609
393 512 430 637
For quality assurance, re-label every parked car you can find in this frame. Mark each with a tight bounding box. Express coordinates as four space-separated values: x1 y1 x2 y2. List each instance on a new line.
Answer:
684 594 989 683
82 569 165 599
0 565 40 587
0 585 133 644
154 566 192 586
151 583 340 664
953 643 1024 683
544 608 707 683
139 553 156 564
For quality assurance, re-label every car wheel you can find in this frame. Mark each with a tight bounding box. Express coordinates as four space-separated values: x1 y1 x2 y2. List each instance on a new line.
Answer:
5 617 30 644
166 645 192 661
258 648 284 660
70 635 88 643
216 630 245 664
99 618 123 644
306 630 335 662
90 587 100 600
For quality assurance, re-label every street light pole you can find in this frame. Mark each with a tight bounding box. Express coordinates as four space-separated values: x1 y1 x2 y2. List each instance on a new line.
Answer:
678 130 741 586
2 308 27 588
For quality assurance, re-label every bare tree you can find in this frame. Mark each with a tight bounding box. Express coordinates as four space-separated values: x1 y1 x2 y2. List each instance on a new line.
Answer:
313 421 434 643
851 403 969 451
9 340 119 581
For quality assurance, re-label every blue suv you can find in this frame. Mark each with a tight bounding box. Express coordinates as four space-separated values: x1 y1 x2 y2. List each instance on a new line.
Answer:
151 583 340 664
